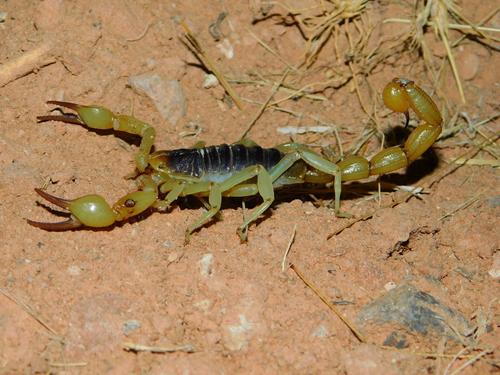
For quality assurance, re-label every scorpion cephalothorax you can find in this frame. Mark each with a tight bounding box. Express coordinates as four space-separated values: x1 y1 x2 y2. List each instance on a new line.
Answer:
28 78 443 243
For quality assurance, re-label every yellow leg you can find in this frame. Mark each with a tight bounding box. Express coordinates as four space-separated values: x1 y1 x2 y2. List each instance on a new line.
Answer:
176 165 275 243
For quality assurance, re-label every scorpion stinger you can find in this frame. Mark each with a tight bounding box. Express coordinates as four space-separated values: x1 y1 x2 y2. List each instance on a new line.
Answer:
29 78 443 242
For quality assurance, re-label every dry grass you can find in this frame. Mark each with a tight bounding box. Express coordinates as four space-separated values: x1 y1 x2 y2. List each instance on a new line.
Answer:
248 0 500 116
390 2 500 104
238 0 411 112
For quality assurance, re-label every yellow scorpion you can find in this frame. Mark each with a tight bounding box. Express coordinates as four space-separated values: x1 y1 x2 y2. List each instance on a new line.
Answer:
28 78 442 243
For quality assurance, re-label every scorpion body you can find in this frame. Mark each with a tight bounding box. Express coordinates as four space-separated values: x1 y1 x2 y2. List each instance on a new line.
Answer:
158 144 285 184
28 78 443 242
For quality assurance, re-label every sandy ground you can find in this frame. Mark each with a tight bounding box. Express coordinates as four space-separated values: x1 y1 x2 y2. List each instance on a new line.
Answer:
1 0 499 374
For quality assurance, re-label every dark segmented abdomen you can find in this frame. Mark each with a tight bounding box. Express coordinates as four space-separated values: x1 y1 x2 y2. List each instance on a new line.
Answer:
166 144 284 182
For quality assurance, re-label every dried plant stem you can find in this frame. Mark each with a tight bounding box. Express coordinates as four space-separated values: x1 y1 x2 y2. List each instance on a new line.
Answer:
290 264 367 343
1 290 68 370
0 40 57 87
434 17 465 103
123 342 195 353
176 18 245 111
281 224 297 273
438 193 483 221
238 69 289 140
245 28 300 73
384 18 500 36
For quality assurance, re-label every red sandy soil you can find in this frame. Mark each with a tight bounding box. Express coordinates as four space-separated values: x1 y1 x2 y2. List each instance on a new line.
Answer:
1 0 499 374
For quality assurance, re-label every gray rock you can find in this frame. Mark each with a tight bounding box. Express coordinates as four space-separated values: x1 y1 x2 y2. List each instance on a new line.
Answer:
128 74 186 126
357 283 473 344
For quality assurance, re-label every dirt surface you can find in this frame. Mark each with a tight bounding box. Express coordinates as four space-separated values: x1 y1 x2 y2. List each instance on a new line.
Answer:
1 0 499 374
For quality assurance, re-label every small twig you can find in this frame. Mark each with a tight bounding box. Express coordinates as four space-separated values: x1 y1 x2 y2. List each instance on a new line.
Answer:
176 17 244 111
123 342 195 353
268 81 328 106
438 193 483 221
209 12 227 41
230 78 328 102
126 21 153 42
37 330 66 344
444 347 472 375
277 125 333 135
238 68 289 140
245 28 300 73
290 264 367 343
448 348 495 375
1 290 68 369
379 345 480 359
434 14 466 103
1 290 60 338
348 63 380 128
451 6 500 48
383 18 500 34
281 224 297 273
50 363 88 367
451 158 499 167
0 40 57 87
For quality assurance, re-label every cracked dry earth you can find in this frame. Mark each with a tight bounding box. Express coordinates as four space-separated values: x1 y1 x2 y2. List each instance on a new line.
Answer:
1 0 499 374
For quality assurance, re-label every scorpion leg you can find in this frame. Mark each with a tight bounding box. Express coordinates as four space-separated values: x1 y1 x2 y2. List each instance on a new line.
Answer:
28 176 158 230
182 181 223 243
273 143 344 214
38 101 156 172
177 165 274 243
227 145 346 237
221 165 274 242
154 179 225 222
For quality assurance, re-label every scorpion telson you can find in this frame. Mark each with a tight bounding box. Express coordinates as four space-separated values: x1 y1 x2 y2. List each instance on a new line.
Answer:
28 78 443 243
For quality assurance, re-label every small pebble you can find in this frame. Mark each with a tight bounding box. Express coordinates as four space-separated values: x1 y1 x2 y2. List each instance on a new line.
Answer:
67 265 81 275
384 282 397 291
456 47 480 81
199 254 213 276
128 74 186 126
203 74 219 89
123 320 141 335
216 39 234 59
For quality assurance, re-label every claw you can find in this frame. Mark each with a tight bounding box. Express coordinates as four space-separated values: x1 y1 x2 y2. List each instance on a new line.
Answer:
37 101 117 130
28 188 159 231
27 188 117 230
26 216 83 231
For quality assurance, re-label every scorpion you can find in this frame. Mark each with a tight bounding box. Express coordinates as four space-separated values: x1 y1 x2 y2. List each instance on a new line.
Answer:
27 78 443 243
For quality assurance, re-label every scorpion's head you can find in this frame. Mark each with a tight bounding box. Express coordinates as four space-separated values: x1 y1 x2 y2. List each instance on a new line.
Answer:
148 151 171 173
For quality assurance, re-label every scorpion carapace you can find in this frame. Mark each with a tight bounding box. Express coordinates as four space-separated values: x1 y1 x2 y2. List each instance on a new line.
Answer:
28 78 443 242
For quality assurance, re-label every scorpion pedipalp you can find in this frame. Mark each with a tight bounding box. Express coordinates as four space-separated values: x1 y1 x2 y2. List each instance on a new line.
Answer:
37 101 117 129
27 188 115 230
27 187 158 230
38 101 156 172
